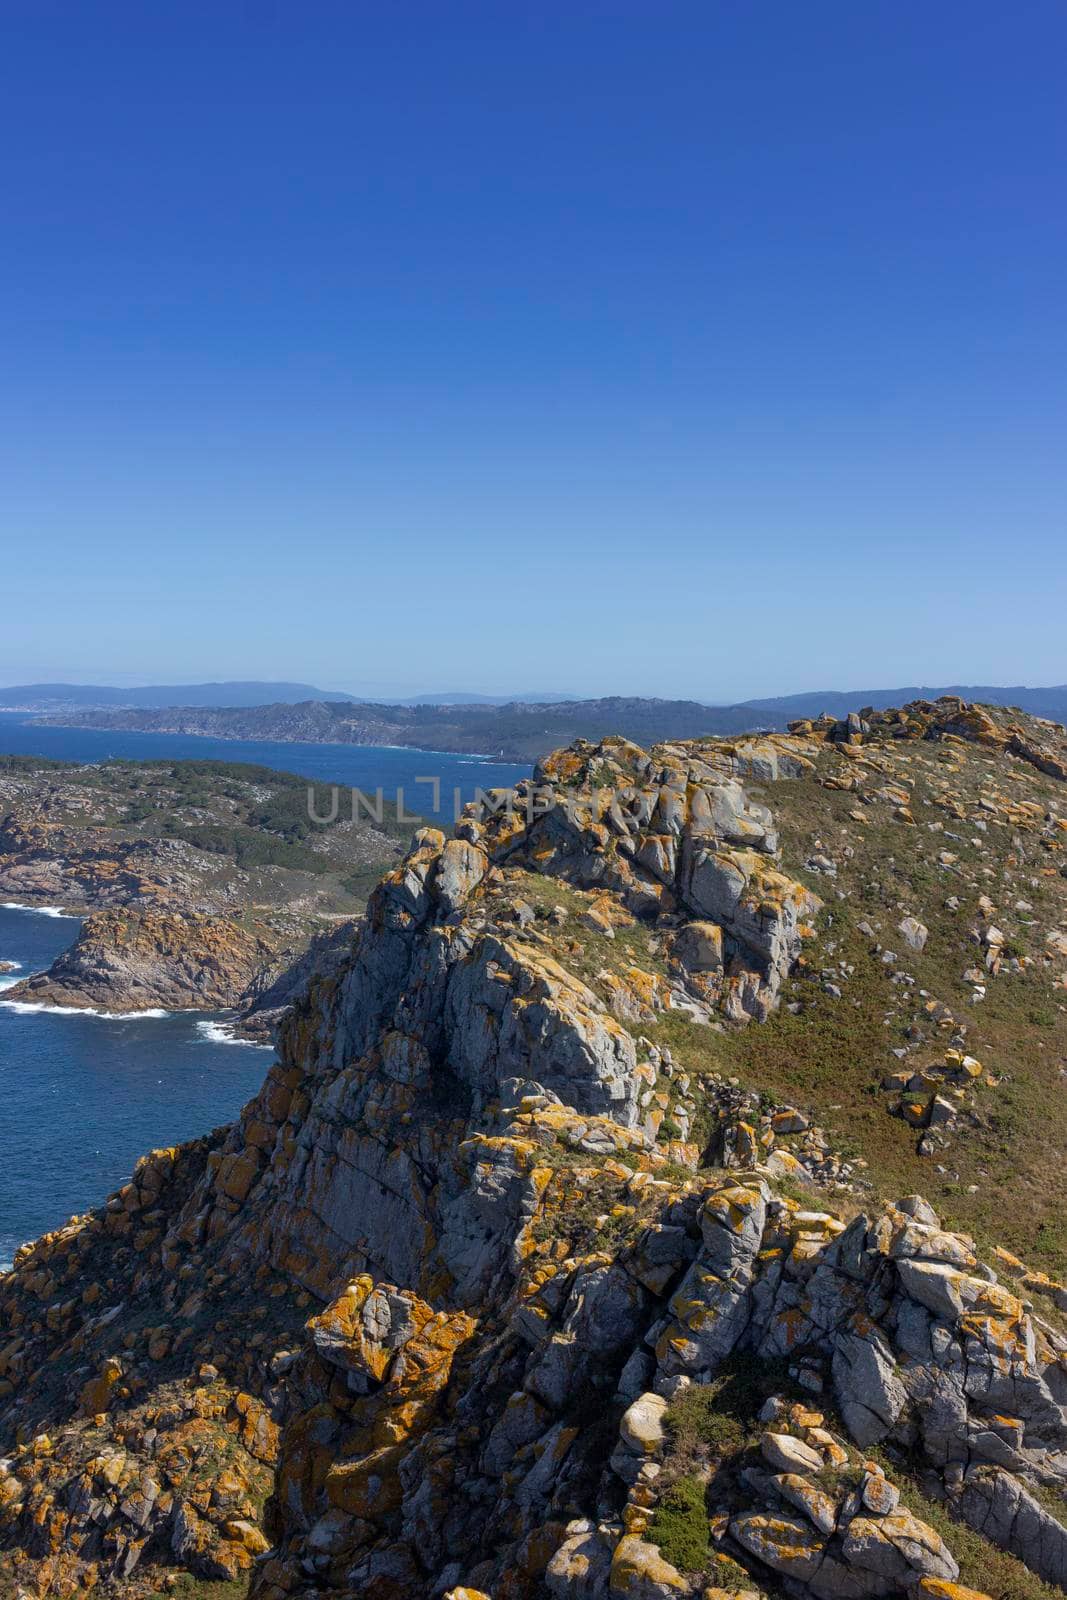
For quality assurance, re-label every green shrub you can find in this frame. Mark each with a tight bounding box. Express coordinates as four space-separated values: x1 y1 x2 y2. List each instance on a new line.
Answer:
664 1350 796 1459
159 821 329 874
647 1473 709 1573
145 1578 248 1600
665 1383 746 1459
0 754 68 772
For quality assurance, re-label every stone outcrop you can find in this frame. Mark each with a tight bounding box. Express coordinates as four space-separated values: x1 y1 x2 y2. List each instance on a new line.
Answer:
791 694 1067 783
0 809 172 909
1 724 1065 1599
504 734 821 1022
4 907 289 1012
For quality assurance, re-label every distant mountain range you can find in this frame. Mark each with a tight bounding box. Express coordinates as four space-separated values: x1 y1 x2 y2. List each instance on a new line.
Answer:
737 684 1067 723
0 680 355 710
394 691 580 705
0 681 578 711
19 683 1067 762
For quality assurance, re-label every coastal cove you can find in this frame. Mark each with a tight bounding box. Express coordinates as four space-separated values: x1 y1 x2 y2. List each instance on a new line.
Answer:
0 903 273 1270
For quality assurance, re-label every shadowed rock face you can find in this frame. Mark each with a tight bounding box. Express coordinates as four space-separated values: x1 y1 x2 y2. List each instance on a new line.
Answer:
1 715 1066 1600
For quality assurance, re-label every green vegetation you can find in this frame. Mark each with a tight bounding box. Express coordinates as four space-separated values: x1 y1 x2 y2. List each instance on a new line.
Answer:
605 745 1067 1282
646 1473 709 1572
341 865 396 900
651 1364 1065 1597
115 758 412 840
0 752 421 915
158 819 330 874
5 753 416 842
663 1351 798 1463
145 1578 248 1600
650 1354 804 1578
1035 1218 1067 1279
529 1166 653 1253
0 753 68 772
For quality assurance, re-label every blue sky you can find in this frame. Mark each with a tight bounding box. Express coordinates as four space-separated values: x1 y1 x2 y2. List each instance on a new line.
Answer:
1 1 1064 701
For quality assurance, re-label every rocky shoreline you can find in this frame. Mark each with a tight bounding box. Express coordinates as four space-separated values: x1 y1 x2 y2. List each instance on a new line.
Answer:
34 696 772 762
0 755 413 1033
4 908 291 1014
4 907 363 1038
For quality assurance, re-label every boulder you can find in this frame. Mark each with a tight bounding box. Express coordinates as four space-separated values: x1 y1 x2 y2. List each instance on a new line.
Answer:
609 1535 689 1596
841 1511 959 1584
760 1432 825 1475
618 1392 669 1455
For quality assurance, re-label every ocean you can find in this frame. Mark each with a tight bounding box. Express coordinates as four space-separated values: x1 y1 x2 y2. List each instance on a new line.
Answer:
0 710 530 818
0 713 532 1268
0 901 275 1270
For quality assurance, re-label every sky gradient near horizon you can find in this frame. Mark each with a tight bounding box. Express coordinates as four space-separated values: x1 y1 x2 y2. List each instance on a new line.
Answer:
1 2 1065 701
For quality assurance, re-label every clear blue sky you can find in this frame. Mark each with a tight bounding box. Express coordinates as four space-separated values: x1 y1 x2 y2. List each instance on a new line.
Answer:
1 1 1064 701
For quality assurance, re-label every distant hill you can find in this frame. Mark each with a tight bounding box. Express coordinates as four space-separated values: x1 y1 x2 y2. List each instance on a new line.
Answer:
29 684 1067 762
0 682 583 712
28 695 755 760
385 691 579 706
10 679 1064 728
0 680 357 710
736 684 1067 723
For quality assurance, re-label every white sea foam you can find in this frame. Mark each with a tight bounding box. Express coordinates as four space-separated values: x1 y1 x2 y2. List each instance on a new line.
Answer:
1 901 78 919
375 743 506 759
0 999 171 1019
97 1008 172 1020
195 1018 272 1048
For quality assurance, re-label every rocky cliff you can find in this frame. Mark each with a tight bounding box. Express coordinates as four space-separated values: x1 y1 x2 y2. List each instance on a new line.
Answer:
2 702 1067 1600
4 908 289 1013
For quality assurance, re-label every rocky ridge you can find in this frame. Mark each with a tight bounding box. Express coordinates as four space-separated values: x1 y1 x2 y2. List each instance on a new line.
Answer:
1 702 1066 1600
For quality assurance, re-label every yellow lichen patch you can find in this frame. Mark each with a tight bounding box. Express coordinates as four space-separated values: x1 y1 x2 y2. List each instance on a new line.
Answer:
77 1358 123 1418
916 1581 994 1600
325 1443 406 1519
610 1533 688 1594
702 1183 764 1237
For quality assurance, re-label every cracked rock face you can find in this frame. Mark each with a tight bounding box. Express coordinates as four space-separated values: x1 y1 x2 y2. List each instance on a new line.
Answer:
4 906 288 1013
1 727 1066 1600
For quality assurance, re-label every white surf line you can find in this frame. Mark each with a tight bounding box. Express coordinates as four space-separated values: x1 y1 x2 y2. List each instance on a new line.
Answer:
1 901 79 919
0 999 172 1018
195 1018 274 1048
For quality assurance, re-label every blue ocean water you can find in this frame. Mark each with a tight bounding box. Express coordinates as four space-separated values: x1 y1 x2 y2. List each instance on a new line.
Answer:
0 903 274 1270
0 714 533 1268
0 711 530 820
